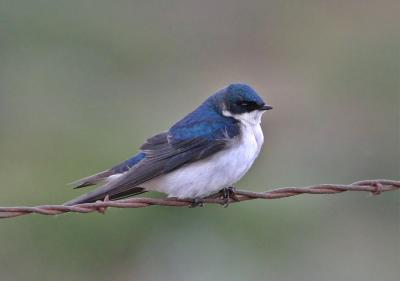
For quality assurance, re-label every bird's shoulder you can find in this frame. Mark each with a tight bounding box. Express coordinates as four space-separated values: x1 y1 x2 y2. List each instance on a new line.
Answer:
168 105 240 142
135 106 240 168
140 112 239 153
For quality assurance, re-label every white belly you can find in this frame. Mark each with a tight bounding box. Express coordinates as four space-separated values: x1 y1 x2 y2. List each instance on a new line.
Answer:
142 122 264 199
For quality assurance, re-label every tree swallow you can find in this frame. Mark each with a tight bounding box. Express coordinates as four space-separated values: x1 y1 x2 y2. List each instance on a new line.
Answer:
65 83 272 205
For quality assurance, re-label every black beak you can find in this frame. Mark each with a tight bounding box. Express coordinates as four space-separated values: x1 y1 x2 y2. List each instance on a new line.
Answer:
259 104 273 111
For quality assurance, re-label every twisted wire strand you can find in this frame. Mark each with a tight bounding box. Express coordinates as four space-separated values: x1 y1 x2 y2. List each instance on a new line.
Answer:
0 179 398 219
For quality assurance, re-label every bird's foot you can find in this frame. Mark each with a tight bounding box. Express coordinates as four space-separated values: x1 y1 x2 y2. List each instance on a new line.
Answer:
189 198 204 208
220 187 239 208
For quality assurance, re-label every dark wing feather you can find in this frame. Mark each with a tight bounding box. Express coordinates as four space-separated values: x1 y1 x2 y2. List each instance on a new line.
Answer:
69 170 114 189
70 152 146 188
64 137 229 205
65 113 239 205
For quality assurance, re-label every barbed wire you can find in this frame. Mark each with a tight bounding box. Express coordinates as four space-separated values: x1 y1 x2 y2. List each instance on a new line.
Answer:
0 179 398 219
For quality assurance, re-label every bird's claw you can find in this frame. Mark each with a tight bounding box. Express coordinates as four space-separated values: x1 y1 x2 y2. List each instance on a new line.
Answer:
189 198 204 208
221 187 239 207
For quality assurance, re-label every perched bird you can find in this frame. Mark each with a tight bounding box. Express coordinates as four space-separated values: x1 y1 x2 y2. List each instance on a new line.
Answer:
65 84 272 205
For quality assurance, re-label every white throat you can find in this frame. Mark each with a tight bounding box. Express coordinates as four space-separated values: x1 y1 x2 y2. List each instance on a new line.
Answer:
222 109 264 126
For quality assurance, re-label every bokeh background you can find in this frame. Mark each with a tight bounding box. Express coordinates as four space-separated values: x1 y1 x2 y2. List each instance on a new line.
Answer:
0 1 399 280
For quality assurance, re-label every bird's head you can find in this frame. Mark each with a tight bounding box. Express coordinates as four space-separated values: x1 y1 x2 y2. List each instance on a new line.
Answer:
210 83 272 124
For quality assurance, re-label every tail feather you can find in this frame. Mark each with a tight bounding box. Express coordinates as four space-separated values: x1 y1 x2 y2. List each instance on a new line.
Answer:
64 186 146 206
69 170 113 189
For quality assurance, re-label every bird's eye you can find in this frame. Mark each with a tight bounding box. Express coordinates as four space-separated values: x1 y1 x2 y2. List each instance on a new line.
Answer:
238 101 255 107
236 101 260 111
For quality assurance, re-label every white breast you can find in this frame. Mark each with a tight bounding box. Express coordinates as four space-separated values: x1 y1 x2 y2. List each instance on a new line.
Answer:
141 110 265 199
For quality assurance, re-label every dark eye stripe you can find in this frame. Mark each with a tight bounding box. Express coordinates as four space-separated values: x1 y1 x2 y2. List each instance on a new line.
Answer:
240 101 259 110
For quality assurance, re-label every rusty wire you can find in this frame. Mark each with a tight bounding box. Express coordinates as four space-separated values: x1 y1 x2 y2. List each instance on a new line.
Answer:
0 179 398 219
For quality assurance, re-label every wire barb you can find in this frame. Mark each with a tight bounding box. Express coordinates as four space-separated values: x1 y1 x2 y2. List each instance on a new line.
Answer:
0 179 398 219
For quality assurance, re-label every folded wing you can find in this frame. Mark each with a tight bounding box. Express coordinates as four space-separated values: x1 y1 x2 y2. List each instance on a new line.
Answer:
65 114 239 205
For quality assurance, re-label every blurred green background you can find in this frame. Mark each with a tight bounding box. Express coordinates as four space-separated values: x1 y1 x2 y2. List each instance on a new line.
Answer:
0 1 399 280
